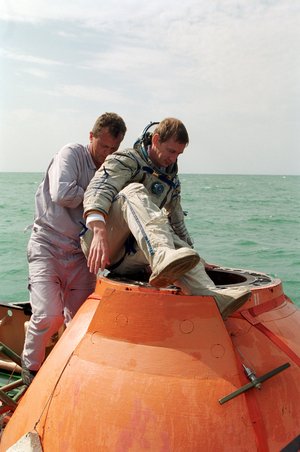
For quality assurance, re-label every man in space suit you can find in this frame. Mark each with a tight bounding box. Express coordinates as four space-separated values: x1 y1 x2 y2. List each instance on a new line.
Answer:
81 118 251 318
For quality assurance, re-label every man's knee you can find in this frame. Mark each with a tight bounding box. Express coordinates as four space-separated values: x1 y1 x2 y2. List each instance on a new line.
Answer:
30 314 64 334
120 183 147 197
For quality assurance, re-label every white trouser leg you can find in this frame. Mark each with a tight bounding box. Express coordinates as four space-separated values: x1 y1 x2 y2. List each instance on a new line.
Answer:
63 253 96 323
23 235 95 371
22 278 65 371
113 183 177 261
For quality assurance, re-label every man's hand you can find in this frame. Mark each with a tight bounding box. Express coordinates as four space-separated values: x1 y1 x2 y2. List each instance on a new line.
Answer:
87 221 110 274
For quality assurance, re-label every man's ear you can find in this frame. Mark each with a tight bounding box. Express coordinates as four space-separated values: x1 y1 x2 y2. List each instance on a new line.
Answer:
89 131 93 142
152 133 160 147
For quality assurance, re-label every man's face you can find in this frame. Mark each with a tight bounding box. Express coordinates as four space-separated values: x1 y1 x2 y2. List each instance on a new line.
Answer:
89 127 124 168
149 133 186 168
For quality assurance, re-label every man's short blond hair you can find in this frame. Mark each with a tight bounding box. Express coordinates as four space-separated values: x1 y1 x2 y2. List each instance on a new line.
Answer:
92 112 127 138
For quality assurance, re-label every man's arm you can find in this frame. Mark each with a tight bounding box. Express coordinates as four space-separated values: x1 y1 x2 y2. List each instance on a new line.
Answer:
166 193 193 247
87 220 110 274
83 150 140 273
48 145 84 208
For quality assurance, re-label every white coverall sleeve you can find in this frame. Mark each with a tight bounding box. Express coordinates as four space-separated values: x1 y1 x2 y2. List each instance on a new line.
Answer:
48 146 85 208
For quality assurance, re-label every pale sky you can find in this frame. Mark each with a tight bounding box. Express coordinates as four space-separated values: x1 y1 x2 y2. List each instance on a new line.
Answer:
0 0 299 174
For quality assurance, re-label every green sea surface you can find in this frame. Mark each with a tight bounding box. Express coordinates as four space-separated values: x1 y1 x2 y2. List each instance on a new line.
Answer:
0 173 299 306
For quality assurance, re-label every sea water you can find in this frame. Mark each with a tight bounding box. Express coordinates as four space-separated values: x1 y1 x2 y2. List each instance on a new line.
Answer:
0 172 299 306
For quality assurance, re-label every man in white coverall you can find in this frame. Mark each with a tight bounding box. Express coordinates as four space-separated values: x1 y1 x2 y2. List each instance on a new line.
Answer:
21 112 127 386
81 118 251 318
